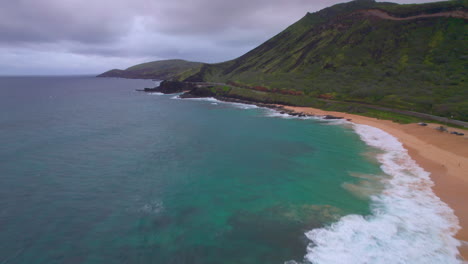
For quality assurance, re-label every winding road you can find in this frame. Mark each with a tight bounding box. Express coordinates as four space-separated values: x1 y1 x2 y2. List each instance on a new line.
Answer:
361 9 468 20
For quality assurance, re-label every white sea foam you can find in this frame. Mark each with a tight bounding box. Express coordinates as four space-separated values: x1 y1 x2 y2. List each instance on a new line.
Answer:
170 94 182 99
304 124 462 264
181 96 219 102
263 108 316 120
262 108 354 125
148 92 164 96
177 96 259 109
264 109 296 119
228 102 259 109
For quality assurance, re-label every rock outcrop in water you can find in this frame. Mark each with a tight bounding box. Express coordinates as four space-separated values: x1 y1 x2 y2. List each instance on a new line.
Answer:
142 80 197 94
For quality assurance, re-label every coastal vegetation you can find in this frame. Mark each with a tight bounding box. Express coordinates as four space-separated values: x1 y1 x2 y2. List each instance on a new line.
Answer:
184 0 467 121
97 59 202 80
99 0 468 122
180 84 442 124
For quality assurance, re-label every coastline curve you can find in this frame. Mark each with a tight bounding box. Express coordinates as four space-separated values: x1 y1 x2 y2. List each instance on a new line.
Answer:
305 124 462 264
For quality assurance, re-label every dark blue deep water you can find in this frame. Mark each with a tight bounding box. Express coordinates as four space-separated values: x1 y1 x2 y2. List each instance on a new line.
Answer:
0 76 380 264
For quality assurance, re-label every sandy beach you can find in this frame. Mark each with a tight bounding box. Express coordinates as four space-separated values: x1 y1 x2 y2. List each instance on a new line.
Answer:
284 106 468 260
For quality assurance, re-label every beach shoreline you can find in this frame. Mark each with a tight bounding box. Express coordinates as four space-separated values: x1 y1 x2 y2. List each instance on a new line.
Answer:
282 105 468 260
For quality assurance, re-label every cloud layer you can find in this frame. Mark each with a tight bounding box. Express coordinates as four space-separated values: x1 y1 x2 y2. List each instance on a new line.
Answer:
0 0 444 74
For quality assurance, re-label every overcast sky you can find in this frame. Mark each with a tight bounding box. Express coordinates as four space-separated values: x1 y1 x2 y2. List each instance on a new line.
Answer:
0 0 444 75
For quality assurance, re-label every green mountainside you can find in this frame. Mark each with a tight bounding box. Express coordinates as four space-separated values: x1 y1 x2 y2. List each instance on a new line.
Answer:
185 0 468 120
97 59 202 80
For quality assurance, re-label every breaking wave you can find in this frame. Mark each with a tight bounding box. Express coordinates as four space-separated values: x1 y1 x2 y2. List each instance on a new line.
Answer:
304 124 462 264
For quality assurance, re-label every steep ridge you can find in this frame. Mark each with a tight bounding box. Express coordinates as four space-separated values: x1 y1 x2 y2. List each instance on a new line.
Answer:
185 0 468 121
97 59 202 80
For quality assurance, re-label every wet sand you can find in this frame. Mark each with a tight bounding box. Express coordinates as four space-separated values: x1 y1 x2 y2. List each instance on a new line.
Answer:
284 106 468 259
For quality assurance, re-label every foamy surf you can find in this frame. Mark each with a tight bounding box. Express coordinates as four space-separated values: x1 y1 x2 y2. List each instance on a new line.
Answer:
262 108 353 126
304 124 462 264
178 96 219 102
174 96 259 109
228 102 259 109
263 108 316 120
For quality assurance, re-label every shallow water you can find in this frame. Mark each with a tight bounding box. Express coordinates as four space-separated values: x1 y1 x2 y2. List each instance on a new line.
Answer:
0 76 458 264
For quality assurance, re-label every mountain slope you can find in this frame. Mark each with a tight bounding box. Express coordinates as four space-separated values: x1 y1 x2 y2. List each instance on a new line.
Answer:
97 59 202 80
186 0 468 120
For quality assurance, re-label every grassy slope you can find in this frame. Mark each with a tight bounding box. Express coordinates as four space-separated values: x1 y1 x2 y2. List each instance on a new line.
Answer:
186 0 468 121
98 59 202 80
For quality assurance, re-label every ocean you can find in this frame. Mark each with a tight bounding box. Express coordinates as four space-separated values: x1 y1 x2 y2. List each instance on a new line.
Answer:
0 76 461 264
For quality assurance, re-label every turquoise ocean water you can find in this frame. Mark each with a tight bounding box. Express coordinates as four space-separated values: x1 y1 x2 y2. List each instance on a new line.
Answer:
0 76 461 264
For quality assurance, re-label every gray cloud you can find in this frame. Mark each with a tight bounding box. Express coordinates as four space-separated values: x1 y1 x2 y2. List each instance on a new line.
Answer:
0 0 446 74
